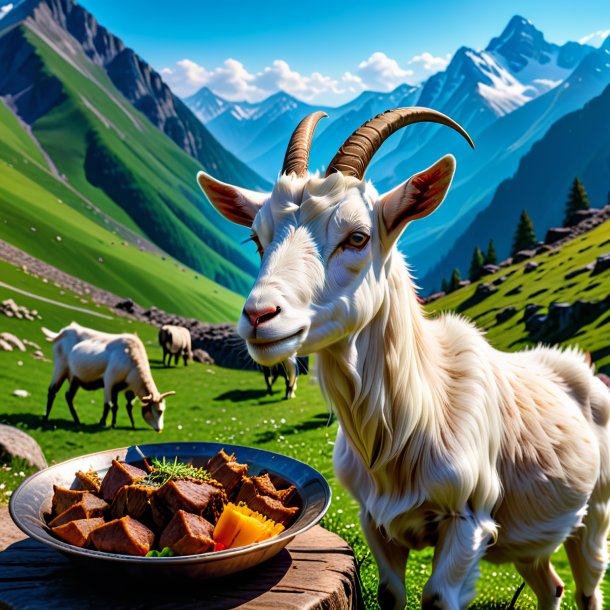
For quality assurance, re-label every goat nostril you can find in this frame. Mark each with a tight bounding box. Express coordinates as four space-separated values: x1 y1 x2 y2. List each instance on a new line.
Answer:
256 305 281 327
245 305 281 327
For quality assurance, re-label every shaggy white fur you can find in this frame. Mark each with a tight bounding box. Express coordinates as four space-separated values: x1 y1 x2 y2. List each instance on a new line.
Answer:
43 322 173 431
198 156 610 610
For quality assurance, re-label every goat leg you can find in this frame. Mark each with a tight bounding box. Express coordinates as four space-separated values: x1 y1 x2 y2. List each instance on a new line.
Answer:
125 390 136 429
64 379 81 425
360 512 408 610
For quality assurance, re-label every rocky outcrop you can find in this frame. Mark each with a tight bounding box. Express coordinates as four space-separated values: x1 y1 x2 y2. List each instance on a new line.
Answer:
544 227 572 244
496 307 517 323
1 299 40 321
0 424 47 470
592 253 610 276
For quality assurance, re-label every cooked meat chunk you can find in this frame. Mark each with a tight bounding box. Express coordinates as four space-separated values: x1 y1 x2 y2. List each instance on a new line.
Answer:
52 517 105 547
237 492 299 526
206 449 234 473
209 461 248 498
89 516 154 556
158 479 226 523
51 486 88 516
73 469 101 493
159 510 214 555
108 484 155 520
100 460 146 502
49 493 108 527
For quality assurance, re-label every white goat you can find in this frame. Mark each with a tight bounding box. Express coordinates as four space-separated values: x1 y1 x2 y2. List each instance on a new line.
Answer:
197 109 610 610
158 324 192 367
43 322 175 431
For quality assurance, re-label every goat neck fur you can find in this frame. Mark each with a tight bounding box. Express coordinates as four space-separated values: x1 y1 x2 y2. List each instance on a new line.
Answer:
198 148 610 610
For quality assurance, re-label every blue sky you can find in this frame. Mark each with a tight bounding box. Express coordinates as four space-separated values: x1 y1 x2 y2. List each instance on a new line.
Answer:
74 0 610 105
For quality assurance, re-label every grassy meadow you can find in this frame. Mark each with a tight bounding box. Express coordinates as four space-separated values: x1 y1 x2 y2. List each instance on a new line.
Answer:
0 258 609 609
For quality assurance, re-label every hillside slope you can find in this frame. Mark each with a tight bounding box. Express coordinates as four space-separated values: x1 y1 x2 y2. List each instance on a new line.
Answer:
0 87 242 322
426 219 610 375
0 7 261 294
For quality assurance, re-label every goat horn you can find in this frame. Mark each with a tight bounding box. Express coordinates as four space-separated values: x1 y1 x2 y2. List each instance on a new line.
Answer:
325 107 474 180
282 111 328 177
158 390 176 400
140 394 152 404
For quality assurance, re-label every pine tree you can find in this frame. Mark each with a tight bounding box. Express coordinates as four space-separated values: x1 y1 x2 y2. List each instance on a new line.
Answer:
441 277 449 294
511 209 537 257
448 267 462 293
469 246 485 281
563 177 590 226
485 239 497 265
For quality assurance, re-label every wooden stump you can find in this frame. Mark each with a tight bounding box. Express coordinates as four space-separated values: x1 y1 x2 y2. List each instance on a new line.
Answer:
0 506 362 609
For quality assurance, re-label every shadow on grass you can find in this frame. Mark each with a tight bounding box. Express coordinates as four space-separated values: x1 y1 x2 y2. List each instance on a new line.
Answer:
214 388 271 402
253 412 332 444
0 413 144 433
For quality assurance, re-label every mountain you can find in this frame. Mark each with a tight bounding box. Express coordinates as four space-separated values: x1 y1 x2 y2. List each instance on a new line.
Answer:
422 79 610 293
407 40 610 284
370 16 592 190
0 0 267 298
185 84 421 181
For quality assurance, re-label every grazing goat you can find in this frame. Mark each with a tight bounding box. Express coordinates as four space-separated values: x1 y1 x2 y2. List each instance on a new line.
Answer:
261 354 299 399
43 322 175 431
197 109 610 610
158 324 192 366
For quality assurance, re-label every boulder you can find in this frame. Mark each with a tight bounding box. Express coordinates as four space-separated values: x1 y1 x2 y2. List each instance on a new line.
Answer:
523 261 539 273
492 275 507 286
0 333 26 352
480 264 500 276
591 253 610 276
547 302 573 331
513 249 536 263
192 349 214 365
525 314 547 335
496 307 517 323
424 291 445 303
522 304 543 322
115 298 135 313
474 283 497 299
0 424 47 470
566 209 597 227
544 227 572 245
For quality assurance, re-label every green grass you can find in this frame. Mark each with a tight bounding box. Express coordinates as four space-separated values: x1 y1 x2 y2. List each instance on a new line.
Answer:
0 259 608 608
0 23 259 298
427 220 610 374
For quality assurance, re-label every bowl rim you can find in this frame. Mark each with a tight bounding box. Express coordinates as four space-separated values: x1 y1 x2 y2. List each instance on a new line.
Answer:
9 441 332 565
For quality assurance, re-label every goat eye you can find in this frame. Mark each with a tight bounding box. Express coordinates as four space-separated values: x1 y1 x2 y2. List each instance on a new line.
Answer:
345 232 369 250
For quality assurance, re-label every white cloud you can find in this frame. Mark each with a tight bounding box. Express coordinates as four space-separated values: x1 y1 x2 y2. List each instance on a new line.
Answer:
356 52 413 91
0 3 14 20
579 29 610 47
161 57 366 104
160 50 450 104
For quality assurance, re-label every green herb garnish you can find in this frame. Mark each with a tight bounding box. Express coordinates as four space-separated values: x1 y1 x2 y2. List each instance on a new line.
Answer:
136 456 212 488
146 547 176 557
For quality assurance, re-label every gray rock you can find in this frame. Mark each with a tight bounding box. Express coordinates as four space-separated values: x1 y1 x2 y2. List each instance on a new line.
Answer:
525 314 547 335
522 304 543 322
192 349 214 365
0 424 47 470
524 261 539 273
544 227 572 245
591 253 610 276
492 275 507 286
566 209 597 227
496 307 517 323
513 249 536 263
475 283 497 299
480 264 500 276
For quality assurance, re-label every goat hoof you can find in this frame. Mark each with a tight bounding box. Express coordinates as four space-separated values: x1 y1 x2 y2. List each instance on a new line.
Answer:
377 584 400 610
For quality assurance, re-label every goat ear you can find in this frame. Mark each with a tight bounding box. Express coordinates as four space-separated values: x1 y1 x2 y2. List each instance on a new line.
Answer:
380 155 456 243
197 171 269 228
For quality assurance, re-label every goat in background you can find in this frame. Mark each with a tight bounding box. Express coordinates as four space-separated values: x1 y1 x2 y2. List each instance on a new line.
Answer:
261 354 299 399
43 322 175 431
158 324 192 367
198 109 610 610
